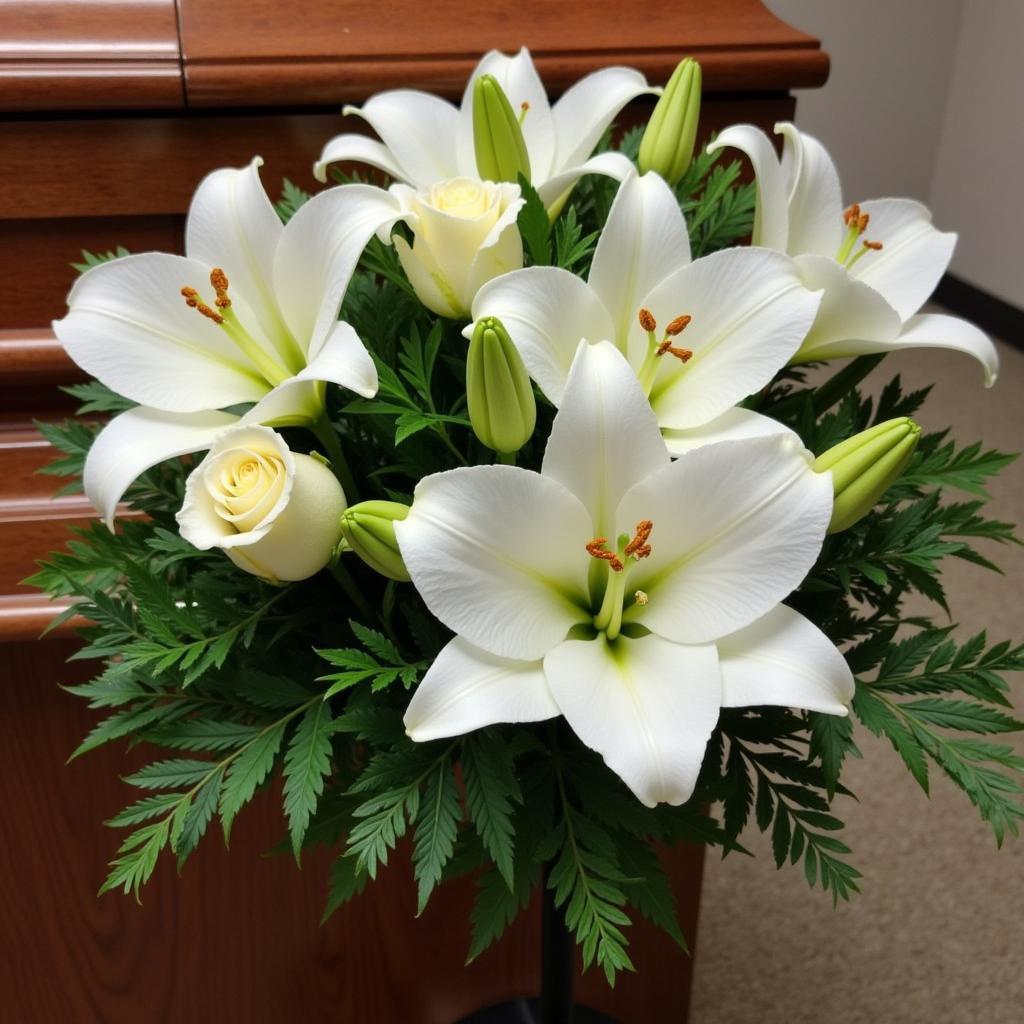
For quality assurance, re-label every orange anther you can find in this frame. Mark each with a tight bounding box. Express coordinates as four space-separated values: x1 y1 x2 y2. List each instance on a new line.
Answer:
656 340 693 362
862 239 883 251
586 537 624 573
665 315 692 336
624 520 653 559
638 308 657 333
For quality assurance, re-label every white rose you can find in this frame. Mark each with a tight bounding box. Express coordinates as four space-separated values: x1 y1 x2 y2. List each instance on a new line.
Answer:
391 176 525 319
176 424 346 582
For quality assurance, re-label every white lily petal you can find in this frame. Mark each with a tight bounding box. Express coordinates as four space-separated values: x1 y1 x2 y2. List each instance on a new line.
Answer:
544 633 721 807
404 638 558 742
344 90 460 186
84 407 238 528
471 267 615 405
395 466 591 661
273 183 401 360
589 172 691 348
241 320 378 426
835 313 998 387
790 253 902 362
553 66 653 172
534 151 636 211
718 605 854 714
621 435 832 644
54 253 270 412
184 157 291 351
852 199 956 321
709 124 789 250
776 123 844 258
313 132 407 184
543 340 667 537
645 248 822 430
663 406 798 456
460 47 556 182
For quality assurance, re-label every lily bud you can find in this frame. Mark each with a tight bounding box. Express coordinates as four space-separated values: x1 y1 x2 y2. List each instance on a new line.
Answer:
340 500 411 581
467 316 536 454
473 74 532 184
638 58 702 186
814 417 921 533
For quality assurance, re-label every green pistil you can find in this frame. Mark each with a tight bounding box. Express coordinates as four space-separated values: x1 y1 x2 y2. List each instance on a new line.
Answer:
835 222 862 266
219 307 291 387
637 329 661 396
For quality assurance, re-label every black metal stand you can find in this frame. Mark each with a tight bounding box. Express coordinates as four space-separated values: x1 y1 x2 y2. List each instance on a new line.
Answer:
456 866 616 1024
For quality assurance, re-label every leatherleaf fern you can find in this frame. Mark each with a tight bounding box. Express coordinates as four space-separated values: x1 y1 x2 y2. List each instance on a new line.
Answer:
30 138 1022 986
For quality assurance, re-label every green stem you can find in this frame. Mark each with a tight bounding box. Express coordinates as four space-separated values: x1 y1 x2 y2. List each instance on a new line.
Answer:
329 561 376 622
496 450 517 466
311 416 359 502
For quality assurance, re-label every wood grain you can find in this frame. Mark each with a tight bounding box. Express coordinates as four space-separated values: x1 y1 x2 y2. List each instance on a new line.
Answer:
0 1 183 111
179 0 827 105
0 639 705 1021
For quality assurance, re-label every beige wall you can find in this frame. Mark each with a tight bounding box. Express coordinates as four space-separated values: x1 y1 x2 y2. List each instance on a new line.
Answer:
765 0 1023 307
929 0 1024 304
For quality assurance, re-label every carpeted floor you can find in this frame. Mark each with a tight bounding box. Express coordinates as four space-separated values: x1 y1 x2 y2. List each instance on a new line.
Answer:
689 325 1024 1024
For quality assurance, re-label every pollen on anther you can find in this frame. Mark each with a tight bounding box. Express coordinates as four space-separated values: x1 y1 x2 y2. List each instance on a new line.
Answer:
634 590 649 606
638 308 658 333
665 315 692 336
586 537 624 572
856 212 870 232
862 240 883 251
180 286 223 324
656 340 693 363
624 520 653 559
843 202 861 225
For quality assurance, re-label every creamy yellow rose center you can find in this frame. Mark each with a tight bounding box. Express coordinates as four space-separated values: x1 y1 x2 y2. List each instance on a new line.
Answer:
205 446 287 534
426 177 498 219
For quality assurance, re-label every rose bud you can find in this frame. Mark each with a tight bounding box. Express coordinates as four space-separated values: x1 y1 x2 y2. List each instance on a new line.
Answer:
176 424 346 582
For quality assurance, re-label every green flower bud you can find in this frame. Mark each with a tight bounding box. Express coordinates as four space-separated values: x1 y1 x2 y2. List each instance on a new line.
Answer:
473 74 532 184
467 316 536 454
638 58 702 186
814 417 921 534
340 500 411 581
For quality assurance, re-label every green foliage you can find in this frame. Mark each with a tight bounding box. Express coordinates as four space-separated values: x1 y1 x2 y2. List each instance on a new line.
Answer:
72 246 130 274
36 170 1024 987
274 178 311 222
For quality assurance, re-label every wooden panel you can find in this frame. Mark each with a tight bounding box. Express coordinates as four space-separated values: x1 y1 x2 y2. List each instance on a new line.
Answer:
179 0 828 105
0 639 705 1021
0 1 183 111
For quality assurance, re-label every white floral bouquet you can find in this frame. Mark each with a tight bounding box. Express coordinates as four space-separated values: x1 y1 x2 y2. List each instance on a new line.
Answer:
34 48 1021 987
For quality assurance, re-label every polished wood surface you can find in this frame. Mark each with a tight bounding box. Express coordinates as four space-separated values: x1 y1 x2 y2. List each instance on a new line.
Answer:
1 639 705 1021
0 1 182 110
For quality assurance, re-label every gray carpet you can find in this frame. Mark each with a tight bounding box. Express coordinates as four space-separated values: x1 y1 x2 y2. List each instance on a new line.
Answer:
689 328 1024 1024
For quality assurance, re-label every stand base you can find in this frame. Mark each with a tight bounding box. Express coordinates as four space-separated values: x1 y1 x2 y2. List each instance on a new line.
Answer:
456 998 616 1024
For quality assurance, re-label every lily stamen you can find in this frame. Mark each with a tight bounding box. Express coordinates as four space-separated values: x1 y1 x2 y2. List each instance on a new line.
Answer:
181 286 224 324
638 308 658 333
665 314 692 336
210 267 232 309
586 537 624 572
838 205 883 267
518 101 530 126
656 340 693 362
623 519 653 559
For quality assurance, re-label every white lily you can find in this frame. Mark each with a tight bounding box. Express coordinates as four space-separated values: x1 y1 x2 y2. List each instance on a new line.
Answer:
709 123 999 385
314 47 651 209
54 158 401 525
470 171 823 455
397 341 853 807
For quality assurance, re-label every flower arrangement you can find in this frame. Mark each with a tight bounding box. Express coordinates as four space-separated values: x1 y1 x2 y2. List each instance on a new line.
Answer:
33 47 1022 991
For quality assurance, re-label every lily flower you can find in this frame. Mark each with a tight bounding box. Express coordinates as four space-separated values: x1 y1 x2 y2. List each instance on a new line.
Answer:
470 171 823 454
709 123 999 384
314 47 652 209
54 158 401 525
397 341 853 807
